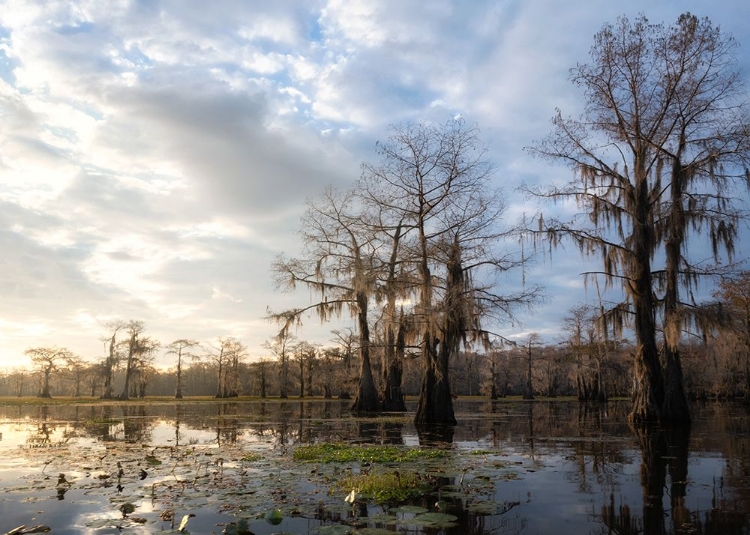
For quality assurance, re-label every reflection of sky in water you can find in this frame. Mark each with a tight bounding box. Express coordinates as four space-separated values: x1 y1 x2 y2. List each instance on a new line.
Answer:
0 401 746 534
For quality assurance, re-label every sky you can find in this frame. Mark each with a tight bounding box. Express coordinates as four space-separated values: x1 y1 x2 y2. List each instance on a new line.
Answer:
1 0 749 371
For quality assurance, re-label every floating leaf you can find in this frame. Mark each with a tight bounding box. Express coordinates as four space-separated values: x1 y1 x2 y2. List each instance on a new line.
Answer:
265 509 283 525
391 505 428 514
410 512 459 527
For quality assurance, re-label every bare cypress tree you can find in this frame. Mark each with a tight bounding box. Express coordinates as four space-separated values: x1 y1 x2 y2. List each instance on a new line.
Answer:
25 346 72 398
168 339 199 399
119 320 145 400
270 188 380 412
207 337 244 398
100 321 124 399
527 13 750 424
263 333 295 398
563 304 608 402
362 120 540 425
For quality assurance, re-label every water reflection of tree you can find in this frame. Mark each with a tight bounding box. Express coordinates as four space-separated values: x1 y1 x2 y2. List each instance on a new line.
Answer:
355 420 404 445
121 405 153 443
416 423 455 446
570 403 632 493
174 403 183 447
216 403 239 445
83 405 114 441
596 425 692 535
26 405 53 447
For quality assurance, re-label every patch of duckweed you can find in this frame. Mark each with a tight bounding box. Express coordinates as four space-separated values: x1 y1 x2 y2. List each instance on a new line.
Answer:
293 443 449 464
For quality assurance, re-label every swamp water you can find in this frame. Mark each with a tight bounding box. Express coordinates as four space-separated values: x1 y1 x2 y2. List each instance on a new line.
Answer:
0 399 748 535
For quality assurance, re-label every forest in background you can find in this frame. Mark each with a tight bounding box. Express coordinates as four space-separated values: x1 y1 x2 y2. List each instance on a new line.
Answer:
2 273 748 402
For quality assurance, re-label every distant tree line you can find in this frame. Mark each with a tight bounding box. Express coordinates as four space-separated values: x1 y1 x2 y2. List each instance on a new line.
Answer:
4 272 749 401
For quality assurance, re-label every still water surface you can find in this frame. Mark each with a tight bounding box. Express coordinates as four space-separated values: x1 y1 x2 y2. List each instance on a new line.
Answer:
0 399 748 534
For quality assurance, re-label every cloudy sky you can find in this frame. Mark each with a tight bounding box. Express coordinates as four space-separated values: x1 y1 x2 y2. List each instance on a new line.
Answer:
1 0 749 370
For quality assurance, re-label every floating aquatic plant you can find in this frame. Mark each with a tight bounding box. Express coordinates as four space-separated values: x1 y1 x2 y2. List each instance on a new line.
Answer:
293 443 449 464
336 470 431 505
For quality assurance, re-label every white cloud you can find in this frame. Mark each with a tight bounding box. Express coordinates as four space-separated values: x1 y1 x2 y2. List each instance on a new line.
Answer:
0 0 748 369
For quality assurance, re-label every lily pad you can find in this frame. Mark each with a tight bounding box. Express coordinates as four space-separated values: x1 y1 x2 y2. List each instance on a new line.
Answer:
391 505 428 514
410 512 459 527
265 508 284 525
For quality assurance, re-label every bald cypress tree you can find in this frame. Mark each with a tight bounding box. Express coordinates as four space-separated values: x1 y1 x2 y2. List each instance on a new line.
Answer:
362 120 540 425
270 188 380 412
528 13 750 424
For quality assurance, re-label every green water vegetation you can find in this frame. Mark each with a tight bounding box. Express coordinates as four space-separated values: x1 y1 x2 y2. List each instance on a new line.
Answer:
293 443 450 463
0 416 526 534
335 469 432 504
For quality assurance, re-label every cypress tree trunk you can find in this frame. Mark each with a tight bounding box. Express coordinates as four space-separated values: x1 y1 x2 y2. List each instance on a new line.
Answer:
120 332 137 400
298 357 305 398
415 238 464 426
102 333 116 399
175 351 183 399
215 356 224 398
661 160 691 423
351 290 379 412
39 368 52 398
628 171 664 424
280 353 288 399
663 347 690 421
414 334 456 425
381 222 406 412
381 320 407 411
523 345 534 400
